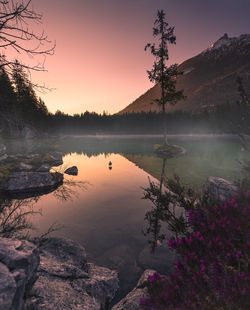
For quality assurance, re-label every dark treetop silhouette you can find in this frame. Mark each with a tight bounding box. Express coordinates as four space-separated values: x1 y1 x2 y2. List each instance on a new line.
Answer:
145 10 184 144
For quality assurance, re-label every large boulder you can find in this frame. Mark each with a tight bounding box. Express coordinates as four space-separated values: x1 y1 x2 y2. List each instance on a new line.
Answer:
25 237 119 310
205 176 239 202
0 171 63 196
112 269 156 310
0 238 40 310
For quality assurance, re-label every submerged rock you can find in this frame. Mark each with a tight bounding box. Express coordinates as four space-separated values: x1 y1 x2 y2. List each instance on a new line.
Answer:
112 269 156 310
0 238 40 310
154 144 186 158
205 176 239 202
25 237 119 310
0 171 63 196
64 166 78 176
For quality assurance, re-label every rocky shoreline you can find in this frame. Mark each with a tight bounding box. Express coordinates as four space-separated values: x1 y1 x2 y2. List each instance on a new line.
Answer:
0 144 80 198
0 237 119 310
0 235 159 310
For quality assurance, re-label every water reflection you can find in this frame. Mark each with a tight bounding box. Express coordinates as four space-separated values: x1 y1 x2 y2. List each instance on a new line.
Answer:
0 177 88 239
1 136 249 300
0 196 41 238
52 179 89 202
143 154 192 253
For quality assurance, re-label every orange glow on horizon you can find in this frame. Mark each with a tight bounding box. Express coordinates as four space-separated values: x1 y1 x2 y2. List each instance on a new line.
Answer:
16 0 249 116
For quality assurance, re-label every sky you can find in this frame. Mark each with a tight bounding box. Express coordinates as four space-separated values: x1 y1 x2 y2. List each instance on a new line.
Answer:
22 0 250 115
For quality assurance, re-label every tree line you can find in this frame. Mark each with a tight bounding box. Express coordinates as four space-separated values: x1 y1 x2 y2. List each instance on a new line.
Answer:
0 62 250 136
0 62 49 136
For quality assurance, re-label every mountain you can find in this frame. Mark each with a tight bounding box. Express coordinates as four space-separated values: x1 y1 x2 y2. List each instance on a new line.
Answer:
119 34 250 114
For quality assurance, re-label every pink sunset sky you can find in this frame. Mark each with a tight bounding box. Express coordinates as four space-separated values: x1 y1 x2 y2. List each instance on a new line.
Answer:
17 0 250 115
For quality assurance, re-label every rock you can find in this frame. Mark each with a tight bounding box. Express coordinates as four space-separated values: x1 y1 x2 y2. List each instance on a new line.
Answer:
112 269 156 310
44 152 63 167
36 164 51 172
0 262 16 310
38 238 88 278
24 276 100 310
64 166 78 176
0 237 40 310
1 171 63 196
25 237 119 310
86 263 119 306
17 163 34 172
205 176 239 202
154 144 186 158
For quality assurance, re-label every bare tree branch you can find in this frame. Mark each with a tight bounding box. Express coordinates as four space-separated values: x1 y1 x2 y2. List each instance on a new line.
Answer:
0 0 55 78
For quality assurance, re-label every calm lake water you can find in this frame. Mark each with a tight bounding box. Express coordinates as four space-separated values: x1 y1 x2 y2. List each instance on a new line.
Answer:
4 135 249 301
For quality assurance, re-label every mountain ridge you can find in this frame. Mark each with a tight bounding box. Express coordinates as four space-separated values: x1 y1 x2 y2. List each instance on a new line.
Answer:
119 33 250 115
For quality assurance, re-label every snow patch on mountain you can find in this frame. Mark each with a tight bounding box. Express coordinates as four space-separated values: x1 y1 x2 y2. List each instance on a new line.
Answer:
203 33 250 55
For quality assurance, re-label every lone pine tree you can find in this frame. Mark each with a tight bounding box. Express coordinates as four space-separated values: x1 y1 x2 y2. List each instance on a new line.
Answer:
145 10 184 144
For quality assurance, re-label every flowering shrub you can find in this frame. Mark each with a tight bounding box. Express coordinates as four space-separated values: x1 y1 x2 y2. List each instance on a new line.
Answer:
141 192 250 309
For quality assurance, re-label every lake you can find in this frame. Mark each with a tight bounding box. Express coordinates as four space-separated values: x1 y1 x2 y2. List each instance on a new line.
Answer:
3 135 249 301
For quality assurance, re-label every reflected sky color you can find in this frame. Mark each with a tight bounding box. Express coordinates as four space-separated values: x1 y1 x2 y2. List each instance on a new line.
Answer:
16 0 250 114
20 136 248 297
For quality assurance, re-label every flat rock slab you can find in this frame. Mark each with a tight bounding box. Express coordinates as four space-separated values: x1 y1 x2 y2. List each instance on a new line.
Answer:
25 275 100 310
1 171 63 196
39 237 88 279
26 237 119 310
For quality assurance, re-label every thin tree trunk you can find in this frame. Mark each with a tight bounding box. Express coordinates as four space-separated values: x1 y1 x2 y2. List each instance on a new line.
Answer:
159 157 167 194
162 103 168 145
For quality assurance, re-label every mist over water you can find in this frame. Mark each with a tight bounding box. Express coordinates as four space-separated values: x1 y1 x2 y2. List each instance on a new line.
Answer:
3 135 248 299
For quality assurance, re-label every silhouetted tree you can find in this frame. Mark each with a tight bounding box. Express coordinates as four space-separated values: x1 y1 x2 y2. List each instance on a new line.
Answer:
12 60 46 126
145 10 184 143
0 0 55 75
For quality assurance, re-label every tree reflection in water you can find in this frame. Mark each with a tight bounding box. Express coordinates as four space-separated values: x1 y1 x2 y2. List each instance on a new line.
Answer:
0 179 89 238
52 179 89 202
0 196 41 238
143 156 196 253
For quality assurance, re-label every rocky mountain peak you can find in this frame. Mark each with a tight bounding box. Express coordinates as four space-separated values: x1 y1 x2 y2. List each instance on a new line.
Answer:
205 33 250 55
